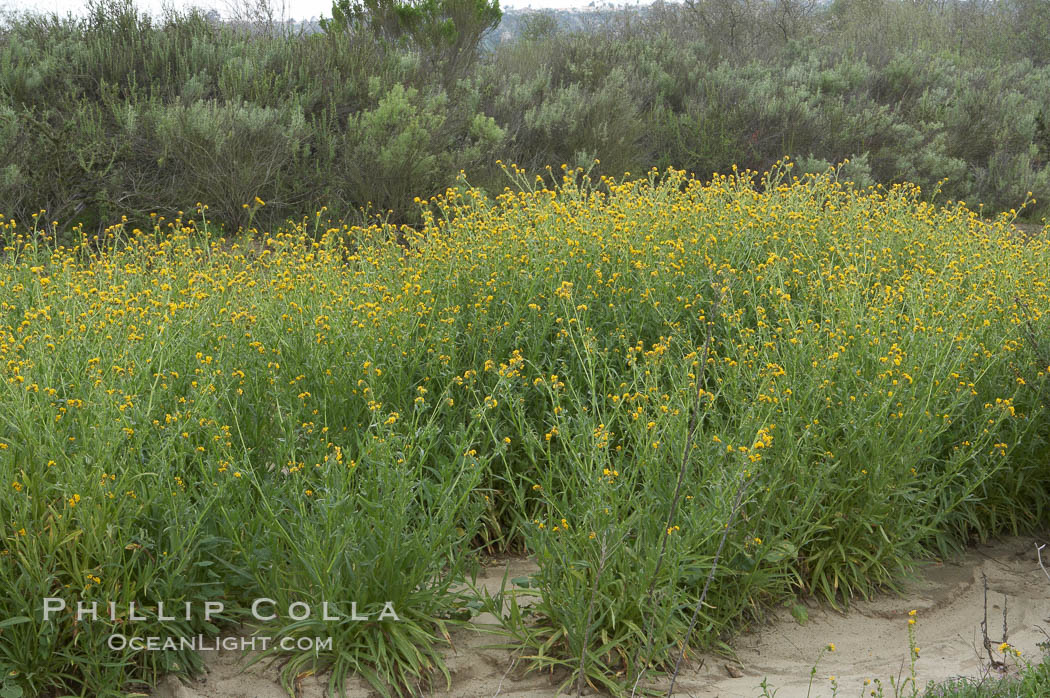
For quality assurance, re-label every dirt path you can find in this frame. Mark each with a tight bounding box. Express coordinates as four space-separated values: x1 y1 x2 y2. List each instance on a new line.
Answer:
675 536 1050 697
153 536 1050 698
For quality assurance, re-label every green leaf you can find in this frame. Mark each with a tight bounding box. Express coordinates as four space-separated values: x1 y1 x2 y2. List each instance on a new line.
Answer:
0 617 31 629
762 539 798 563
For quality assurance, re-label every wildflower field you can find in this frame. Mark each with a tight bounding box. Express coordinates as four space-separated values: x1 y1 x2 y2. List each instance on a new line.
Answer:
0 165 1048 696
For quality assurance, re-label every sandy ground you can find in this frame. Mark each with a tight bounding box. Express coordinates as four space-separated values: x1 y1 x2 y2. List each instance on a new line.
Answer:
152 536 1050 698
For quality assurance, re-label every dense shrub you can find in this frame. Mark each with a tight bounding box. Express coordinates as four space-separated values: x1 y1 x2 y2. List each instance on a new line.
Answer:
1 0 1050 229
1 168 1047 695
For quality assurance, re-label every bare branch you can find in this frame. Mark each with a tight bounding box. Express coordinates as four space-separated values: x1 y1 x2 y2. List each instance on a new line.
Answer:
1038 543 1050 584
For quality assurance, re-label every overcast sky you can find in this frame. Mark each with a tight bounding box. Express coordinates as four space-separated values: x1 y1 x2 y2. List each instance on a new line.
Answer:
2 0 633 19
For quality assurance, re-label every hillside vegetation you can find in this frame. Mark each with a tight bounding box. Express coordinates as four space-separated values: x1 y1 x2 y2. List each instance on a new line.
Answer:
1 0 1050 230
2 1 1050 695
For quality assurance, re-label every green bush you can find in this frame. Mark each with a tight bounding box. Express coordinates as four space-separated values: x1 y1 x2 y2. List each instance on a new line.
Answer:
341 81 504 219
150 99 312 228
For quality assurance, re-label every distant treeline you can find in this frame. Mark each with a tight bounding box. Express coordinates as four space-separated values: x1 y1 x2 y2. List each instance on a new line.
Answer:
1 0 1049 231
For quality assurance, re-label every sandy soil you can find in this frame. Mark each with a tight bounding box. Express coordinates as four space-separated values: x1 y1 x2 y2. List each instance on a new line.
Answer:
152 536 1050 698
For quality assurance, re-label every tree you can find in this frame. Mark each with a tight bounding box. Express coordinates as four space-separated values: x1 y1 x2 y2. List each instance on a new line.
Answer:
323 0 501 76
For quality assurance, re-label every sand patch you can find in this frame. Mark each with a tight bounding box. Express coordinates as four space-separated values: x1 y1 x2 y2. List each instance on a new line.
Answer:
674 536 1050 697
152 536 1050 698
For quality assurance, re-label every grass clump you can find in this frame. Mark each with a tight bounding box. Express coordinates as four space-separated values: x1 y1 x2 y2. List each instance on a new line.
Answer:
926 662 1050 698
